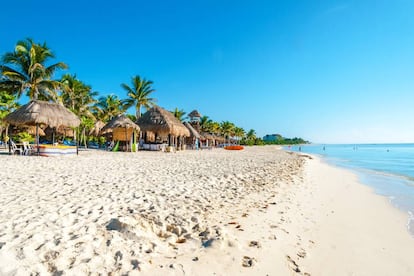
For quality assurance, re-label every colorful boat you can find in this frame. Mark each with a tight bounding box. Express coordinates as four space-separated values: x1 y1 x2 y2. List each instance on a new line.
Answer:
35 144 77 156
224 145 244 150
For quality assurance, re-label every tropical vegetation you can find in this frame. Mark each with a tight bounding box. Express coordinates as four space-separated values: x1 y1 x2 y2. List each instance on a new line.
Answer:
0 38 308 146
122 76 156 119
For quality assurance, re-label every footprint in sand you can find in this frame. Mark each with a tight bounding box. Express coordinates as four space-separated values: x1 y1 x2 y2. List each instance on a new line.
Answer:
242 256 256 267
286 255 301 273
248 240 261 248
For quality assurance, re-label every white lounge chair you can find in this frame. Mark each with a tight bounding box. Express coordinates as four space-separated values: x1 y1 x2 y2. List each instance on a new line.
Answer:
22 142 35 155
10 141 23 155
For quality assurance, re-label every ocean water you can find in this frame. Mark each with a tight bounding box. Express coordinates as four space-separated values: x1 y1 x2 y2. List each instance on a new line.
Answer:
286 144 414 236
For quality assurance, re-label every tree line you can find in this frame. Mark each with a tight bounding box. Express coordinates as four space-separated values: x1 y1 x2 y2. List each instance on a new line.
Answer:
0 38 307 146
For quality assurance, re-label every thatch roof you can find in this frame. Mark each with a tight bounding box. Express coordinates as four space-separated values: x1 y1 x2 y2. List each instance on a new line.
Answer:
201 132 215 140
89 120 106 136
137 106 190 137
44 126 75 137
4 100 80 128
215 135 226 142
26 126 46 136
101 114 140 134
184 122 200 138
188 109 202 118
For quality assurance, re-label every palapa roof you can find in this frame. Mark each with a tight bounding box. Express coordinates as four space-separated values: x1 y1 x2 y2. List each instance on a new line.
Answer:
26 126 46 136
44 126 75 137
101 114 140 134
188 109 202 118
184 122 201 138
137 106 190 137
4 100 80 128
201 132 215 140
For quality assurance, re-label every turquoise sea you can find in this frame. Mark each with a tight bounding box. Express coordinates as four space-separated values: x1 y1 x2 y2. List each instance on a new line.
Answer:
286 143 414 236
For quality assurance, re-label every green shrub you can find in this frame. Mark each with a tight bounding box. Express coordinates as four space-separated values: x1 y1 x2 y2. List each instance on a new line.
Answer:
16 132 34 143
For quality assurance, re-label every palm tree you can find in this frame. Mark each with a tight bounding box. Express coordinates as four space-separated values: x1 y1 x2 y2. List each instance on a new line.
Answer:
210 121 221 135
233 127 245 144
122 75 156 119
220 121 235 142
199 115 212 132
126 114 137 122
0 38 68 101
0 91 19 141
172 108 186 122
60 75 98 147
94 94 126 122
246 129 257 141
60 74 97 114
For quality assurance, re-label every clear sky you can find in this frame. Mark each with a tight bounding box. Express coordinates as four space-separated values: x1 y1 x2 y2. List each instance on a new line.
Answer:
1 0 414 143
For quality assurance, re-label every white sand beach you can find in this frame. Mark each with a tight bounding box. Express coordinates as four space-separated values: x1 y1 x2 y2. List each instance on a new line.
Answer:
0 146 413 275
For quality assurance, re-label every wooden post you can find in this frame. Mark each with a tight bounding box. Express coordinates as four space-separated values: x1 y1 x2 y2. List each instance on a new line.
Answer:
6 124 11 155
125 127 128 152
36 124 40 156
75 128 78 155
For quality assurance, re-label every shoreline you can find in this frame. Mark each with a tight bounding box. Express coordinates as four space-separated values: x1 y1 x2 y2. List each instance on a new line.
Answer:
0 147 413 275
298 153 414 275
288 146 414 238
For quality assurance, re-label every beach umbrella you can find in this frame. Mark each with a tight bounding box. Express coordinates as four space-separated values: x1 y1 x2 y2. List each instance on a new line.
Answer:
101 114 140 152
4 100 81 155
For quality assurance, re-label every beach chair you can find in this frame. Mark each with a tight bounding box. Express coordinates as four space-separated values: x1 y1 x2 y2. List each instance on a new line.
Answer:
10 140 23 155
22 142 35 156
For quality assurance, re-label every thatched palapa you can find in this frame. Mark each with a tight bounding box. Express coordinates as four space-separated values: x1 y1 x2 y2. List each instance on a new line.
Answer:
3 100 80 155
101 114 140 151
101 114 140 134
184 122 200 138
4 100 80 128
188 109 202 119
137 106 190 137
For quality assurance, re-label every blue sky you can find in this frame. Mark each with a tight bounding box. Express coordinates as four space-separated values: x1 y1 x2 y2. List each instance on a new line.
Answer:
1 0 414 143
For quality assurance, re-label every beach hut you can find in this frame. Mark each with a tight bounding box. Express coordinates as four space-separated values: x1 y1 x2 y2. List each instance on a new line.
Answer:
200 132 216 148
184 121 201 149
137 106 190 150
188 109 202 133
4 100 80 155
188 109 202 122
100 114 140 152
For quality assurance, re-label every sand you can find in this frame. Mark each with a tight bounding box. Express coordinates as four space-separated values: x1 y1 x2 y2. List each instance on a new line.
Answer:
0 146 413 275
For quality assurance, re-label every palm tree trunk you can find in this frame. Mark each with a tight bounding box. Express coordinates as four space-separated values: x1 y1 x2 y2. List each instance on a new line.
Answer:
136 105 141 119
82 127 87 148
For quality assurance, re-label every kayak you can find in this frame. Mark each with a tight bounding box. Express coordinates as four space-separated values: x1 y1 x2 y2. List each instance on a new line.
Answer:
224 145 244 150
